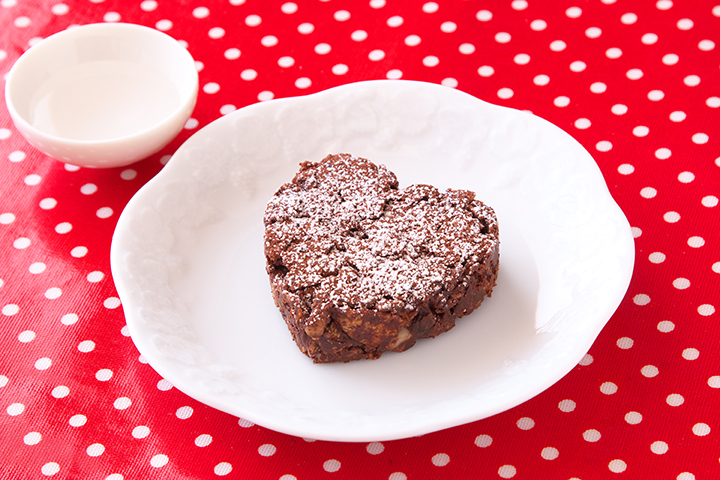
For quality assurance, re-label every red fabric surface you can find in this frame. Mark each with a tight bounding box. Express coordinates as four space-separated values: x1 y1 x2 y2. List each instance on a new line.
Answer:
1 1 719 479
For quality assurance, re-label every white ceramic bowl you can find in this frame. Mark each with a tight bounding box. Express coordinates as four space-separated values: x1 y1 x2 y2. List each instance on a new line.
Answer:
4 22 198 168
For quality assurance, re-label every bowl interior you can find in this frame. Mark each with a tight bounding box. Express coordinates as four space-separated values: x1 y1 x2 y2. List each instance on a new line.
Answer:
7 23 197 140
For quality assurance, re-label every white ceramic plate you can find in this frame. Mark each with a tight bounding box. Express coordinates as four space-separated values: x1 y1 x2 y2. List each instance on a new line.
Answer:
111 80 634 442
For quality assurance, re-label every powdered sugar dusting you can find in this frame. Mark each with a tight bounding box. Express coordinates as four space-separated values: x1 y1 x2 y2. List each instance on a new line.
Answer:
264 154 499 317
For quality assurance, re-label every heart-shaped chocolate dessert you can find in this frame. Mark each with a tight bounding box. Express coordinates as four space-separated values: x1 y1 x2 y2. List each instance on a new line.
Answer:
264 154 500 363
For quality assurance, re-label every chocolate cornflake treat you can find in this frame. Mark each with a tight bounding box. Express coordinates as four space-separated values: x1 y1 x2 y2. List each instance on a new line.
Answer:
263 153 500 363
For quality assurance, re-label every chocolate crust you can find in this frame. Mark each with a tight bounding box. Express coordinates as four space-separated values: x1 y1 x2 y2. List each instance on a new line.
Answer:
264 154 500 363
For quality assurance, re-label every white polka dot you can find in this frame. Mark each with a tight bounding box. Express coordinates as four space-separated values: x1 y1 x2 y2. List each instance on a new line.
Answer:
642 33 658 44
497 88 514 99
677 18 693 30
95 369 113 381
574 118 591 129
368 49 386 61
641 187 657 199
533 74 550 86
583 429 601 442
648 252 667 265
120 169 137 180
654 148 671 160
0 212 15 224
632 227 642 238
698 304 715 316
692 133 709 144
314 43 331 55
662 53 679 65
258 444 277 456
579 354 593 366
41 463 60 476
702 196 718 208
3 303 20 316
351 30 368 41
478 65 494 77
596 140 613 152
558 399 576 412
278 56 295 68
657 320 675 332
297 22 314 34
87 443 105 457
550 40 566 51
475 434 493 447
648 90 665 101
651 441 668 454
440 21 456 33
9 150 26 162
600 382 618 395
245 14 261 26
261 35 278 47
332 64 348 75
333 10 350 21
369 0 385 7
495 32 511 43
132 425 150 439
77 340 95 352
570 61 586 72
666 393 684 406
214 463 232 476
512 0 528 10
585 27 602 38
498 465 517 478
682 348 700 360
220 105 236 115
422 2 438 14
69 414 87 427
151 454 169 468
684 75 701 87
432 453 450 467
240 69 257 81
54 222 72 234
323 459 341 472
224 48 241 60
677 170 695 183
7 403 25 416
530 19 547 31
24 174 42 186
238 418 254 428
627 68 644 80
294 77 312 89
669 112 687 124
176 406 193 419
459 43 475 54
96 207 113 219
61 313 79 325
476 10 492 22
281 2 297 14
590 82 607 93
423 55 439 67
366 442 384 454
616 337 634 349
17 329 37 343
663 211 680 223
104 12 121 22
709 376 720 388
52 385 70 398
13 237 31 249
566 6 582 18
618 164 634 175
553 96 570 108
709 97 720 108
621 12 638 24
541 447 559 460
656 0 673 9
692 423 710 436
385 69 403 80
0 375 7 387
608 460 627 473
24 431 42 445
192 6 209 18
514 53 530 65
516 417 535 430
605 47 623 59
155 19 172 31
64 164 80 172
641 365 659 377
404 34 421 46
203 82 220 94
611 104 628 115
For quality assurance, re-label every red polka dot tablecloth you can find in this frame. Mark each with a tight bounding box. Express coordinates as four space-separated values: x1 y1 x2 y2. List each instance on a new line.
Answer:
1 1 719 479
